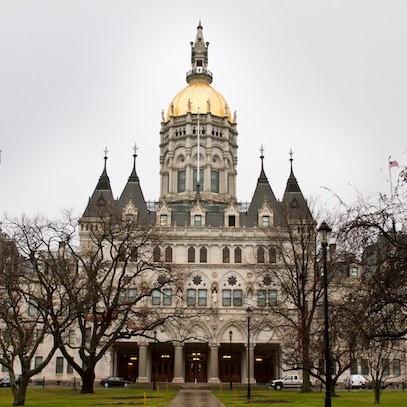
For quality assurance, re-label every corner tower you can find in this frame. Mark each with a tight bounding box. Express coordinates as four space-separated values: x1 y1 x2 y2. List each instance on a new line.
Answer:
160 23 238 205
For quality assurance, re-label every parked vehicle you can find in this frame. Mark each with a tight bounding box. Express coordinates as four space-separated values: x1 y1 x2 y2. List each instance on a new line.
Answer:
269 374 303 390
100 376 129 388
0 376 10 387
344 374 368 389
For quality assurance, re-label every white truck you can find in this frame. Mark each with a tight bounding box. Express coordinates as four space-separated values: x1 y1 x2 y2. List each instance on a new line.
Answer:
270 374 303 390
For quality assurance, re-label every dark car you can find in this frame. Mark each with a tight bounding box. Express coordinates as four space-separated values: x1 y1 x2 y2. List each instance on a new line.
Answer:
100 376 129 388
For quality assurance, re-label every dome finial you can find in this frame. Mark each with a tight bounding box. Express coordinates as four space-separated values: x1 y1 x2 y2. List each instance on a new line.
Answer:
187 23 212 84
289 148 294 173
128 142 139 182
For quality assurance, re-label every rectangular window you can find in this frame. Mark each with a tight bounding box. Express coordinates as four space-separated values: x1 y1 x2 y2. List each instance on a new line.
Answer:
268 290 277 306
262 215 270 227
85 328 92 344
198 289 207 306
211 171 220 193
222 289 232 306
67 360 74 374
152 290 161 305
187 289 196 306
160 214 168 226
56 357 64 374
349 266 359 277
257 289 266 307
193 169 204 191
383 359 390 376
194 215 202 227
127 288 137 302
163 289 172 306
177 170 186 193
361 359 369 375
228 215 236 227
34 356 43 370
233 289 243 306
28 298 38 317
393 359 401 376
350 359 358 374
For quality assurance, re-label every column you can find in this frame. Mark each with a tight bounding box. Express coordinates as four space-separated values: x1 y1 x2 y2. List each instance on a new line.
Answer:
137 343 148 383
243 345 256 384
208 343 220 383
172 344 185 383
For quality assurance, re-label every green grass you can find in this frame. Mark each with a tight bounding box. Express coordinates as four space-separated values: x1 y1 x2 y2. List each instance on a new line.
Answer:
213 389 407 407
0 387 177 407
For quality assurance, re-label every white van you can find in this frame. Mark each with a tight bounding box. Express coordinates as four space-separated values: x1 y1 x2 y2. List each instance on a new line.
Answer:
344 374 368 389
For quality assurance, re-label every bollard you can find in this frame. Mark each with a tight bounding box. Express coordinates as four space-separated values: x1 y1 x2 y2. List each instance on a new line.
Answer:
42 377 45 390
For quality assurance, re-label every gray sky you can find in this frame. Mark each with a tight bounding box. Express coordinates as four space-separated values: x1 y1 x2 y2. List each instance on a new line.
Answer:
1 0 406 218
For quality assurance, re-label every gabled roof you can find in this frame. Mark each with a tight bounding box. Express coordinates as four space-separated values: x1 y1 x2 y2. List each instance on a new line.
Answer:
82 157 115 218
116 153 150 224
242 154 281 227
282 157 312 220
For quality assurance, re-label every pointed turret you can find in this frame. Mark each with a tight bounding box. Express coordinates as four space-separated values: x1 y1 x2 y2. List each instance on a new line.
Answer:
117 144 150 224
243 146 280 226
186 21 212 84
82 148 115 218
282 149 312 219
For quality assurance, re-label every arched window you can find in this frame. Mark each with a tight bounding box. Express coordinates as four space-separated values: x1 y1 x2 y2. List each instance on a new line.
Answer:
200 247 207 263
222 247 230 264
165 246 173 263
153 246 161 263
234 247 242 263
188 247 195 263
269 247 276 264
257 247 265 264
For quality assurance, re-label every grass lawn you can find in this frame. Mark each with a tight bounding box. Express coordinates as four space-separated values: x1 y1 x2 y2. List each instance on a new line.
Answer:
214 389 407 407
0 387 177 407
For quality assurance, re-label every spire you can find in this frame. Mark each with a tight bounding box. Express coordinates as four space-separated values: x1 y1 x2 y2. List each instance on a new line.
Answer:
187 22 212 84
82 148 115 218
258 145 268 183
285 148 301 193
96 147 112 190
128 142 139 182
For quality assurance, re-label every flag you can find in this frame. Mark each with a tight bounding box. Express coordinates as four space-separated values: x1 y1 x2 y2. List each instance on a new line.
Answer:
389 160 399 168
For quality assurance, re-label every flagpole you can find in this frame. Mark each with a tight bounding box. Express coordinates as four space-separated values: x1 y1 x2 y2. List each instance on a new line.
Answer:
388 155 393 199
197 107 200 192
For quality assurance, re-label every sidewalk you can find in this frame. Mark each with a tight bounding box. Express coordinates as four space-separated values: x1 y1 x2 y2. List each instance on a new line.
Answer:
167 389 225 407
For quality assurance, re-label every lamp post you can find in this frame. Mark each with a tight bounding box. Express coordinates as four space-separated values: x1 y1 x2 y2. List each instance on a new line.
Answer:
229 330 233 391
246 307 253 401
152 330 157 391
318 221 332 407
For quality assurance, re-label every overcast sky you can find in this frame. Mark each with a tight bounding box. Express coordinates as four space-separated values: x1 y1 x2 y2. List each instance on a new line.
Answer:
0 0 406 218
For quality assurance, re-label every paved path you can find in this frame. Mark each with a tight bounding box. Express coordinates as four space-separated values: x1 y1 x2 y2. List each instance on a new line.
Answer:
168 389 225 407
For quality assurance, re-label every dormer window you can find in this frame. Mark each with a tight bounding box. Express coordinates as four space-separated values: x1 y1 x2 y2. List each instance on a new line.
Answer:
160 214 168 226
197 60 203 67
194 215 202 227
262 215 270 227
228 215 236 227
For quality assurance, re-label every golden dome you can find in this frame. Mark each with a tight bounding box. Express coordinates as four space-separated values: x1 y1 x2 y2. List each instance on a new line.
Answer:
167 80 233 122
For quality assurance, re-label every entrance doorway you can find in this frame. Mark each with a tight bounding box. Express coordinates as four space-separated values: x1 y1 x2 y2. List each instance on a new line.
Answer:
151 349 174 382
254 345 278 383
219 344 242 383
185 345 208 382
116 346 139 382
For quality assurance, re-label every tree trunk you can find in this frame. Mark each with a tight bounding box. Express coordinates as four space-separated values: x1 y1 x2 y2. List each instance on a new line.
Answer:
301 334 312 392
373 383 381 405
80 369 96 394
12 381 28 406
330 381 337 397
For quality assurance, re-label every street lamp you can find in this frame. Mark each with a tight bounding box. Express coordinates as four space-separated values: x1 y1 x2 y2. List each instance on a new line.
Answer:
246 307 253 401
152 330 157 391
318 221 332 407
229 330 233 391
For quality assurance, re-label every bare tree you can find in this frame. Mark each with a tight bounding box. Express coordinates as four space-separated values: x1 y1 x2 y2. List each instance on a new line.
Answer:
0 231 58 406
263 212 323 392
5 214 183 394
